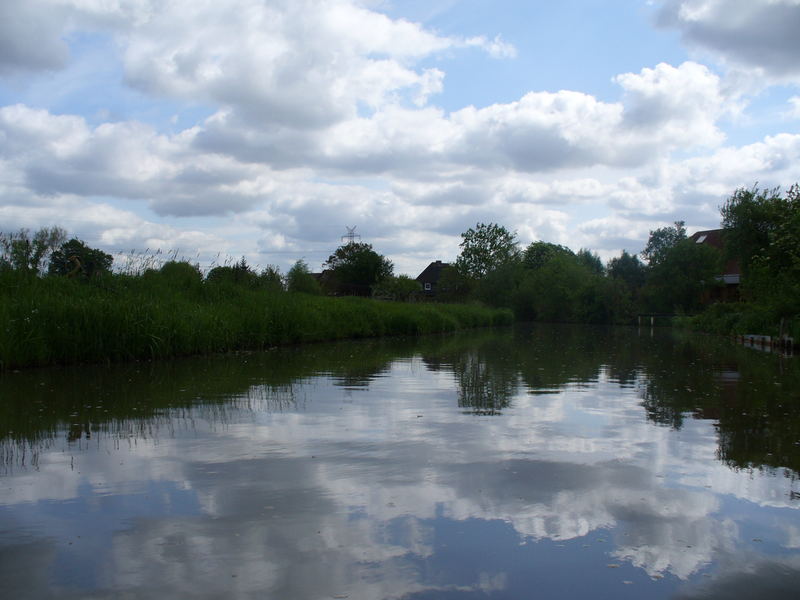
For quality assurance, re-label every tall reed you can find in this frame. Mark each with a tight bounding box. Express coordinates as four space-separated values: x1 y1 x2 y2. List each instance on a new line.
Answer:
0 269 512 369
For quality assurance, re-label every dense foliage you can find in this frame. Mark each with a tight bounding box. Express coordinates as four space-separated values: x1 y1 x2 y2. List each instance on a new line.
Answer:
48 238 114 278
0 232 511 369
3 179 798 370
323 242 393 296
438 184 798 341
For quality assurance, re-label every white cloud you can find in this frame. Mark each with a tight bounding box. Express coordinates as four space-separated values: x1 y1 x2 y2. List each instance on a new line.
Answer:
658 0 800 82
788 96 800 118
0 1 796 272
0 1 70 74
615 61 727 147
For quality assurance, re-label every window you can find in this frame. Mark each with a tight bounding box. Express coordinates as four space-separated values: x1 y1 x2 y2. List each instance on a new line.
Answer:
696 235 707 244
424 283 432 291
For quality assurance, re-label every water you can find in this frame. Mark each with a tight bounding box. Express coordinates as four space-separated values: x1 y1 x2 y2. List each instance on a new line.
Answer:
1 325 799 599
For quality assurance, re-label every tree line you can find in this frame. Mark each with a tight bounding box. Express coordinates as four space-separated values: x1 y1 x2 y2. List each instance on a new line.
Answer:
2 183 797 338
433 184 799 337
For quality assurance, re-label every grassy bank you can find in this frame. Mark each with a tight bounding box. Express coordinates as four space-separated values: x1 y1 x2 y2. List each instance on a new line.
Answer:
679 302 799 342
0 270 512 369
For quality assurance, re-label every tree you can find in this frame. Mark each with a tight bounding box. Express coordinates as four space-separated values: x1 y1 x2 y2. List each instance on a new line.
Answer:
522 241 573 271
642 240 721 313
258 265 284 292
435 265 473 303
641 221 686 266
49 238 113 278
721 185 786 276
722 184 800 317
324 242 393 296
206 257 259 287
576 248 604 275
516 252 607 322
0 226 67 275
455 223 519 279
608 250 646 290
286 259 322 295
372 275 421 301
154 260 203 290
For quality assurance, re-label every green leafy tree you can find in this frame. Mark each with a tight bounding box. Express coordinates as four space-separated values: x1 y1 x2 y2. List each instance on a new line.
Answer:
286 259 322 295
642 240 721 313
722 184 800 318
258 265 284 292
372 275 421 301
721 186 781 274
455 223 519 279
522 241 573 271
608 250 646 290
49 238 113 279
0 226 67 275
576 248 604 275
324 242 393 296
473 260 525 308
206 257 259 287
435 265 473 303
155 260 203 290
641 221 686 266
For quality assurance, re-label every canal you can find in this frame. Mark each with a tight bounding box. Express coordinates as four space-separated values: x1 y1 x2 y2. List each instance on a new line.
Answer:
1 325 799 599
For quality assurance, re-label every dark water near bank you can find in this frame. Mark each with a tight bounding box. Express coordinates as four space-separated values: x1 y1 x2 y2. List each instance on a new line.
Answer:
1 325 799 599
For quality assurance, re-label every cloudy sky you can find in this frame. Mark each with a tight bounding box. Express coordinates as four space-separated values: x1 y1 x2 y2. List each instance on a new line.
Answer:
1 0 799 275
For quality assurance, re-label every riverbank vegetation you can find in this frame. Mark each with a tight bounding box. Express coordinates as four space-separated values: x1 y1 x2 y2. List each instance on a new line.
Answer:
2 183 797 368
434 184 799 341
0 240 512 369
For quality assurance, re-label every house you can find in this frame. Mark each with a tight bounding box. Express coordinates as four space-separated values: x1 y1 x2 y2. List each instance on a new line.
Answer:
416 260 450 296
689 229 741 301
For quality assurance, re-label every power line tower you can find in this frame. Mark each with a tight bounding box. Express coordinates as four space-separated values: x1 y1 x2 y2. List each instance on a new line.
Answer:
341 226 361 245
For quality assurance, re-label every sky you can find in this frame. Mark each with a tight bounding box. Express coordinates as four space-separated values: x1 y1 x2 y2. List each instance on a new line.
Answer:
1 0 799 276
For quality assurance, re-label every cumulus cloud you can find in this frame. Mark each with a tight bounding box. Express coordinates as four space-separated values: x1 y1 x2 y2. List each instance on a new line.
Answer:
117 0 508 129
0 0 794 272
658 0 800 81
615 61 727 147
788 96 800 118
0 1 70 74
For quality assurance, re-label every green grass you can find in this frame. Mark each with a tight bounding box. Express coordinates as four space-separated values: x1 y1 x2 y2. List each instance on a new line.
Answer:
0 270 513 369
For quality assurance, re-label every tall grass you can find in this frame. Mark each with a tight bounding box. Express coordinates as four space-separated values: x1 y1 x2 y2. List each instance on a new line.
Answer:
0 269 512 369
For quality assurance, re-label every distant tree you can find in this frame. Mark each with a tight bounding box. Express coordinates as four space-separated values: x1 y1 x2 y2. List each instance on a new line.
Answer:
324 242 393 295
155 260 202 289
642 240 721 313
522 241 573 271
473 260 525 308
206 257 259 287
722 184 800 316
641 221 686 266
258 265 284 292
372 275 421 301
576 248 604 275
456 223 519 279
49 238 113 279
0 226 67 275
286 259 322 295
607 250 646 290
721 185 786 276
435 265 473 303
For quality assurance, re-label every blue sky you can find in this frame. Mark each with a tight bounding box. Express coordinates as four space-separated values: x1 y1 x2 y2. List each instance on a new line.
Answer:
1 0 799 275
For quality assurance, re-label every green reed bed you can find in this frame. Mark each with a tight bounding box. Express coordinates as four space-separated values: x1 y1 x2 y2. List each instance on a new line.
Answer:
0 271 512 369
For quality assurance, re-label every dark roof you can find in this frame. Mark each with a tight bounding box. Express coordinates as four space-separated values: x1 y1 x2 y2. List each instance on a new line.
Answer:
689 229 725 250
416 260 450 284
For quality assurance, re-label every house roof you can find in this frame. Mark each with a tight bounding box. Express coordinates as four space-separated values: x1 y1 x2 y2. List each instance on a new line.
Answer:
689 229 725 250
416 260 450 283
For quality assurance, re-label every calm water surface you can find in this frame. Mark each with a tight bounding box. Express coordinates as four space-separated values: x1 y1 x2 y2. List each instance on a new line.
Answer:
1 325 799 599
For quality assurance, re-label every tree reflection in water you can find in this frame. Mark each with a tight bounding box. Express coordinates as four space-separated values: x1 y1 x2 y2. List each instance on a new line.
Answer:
2 325 799 478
